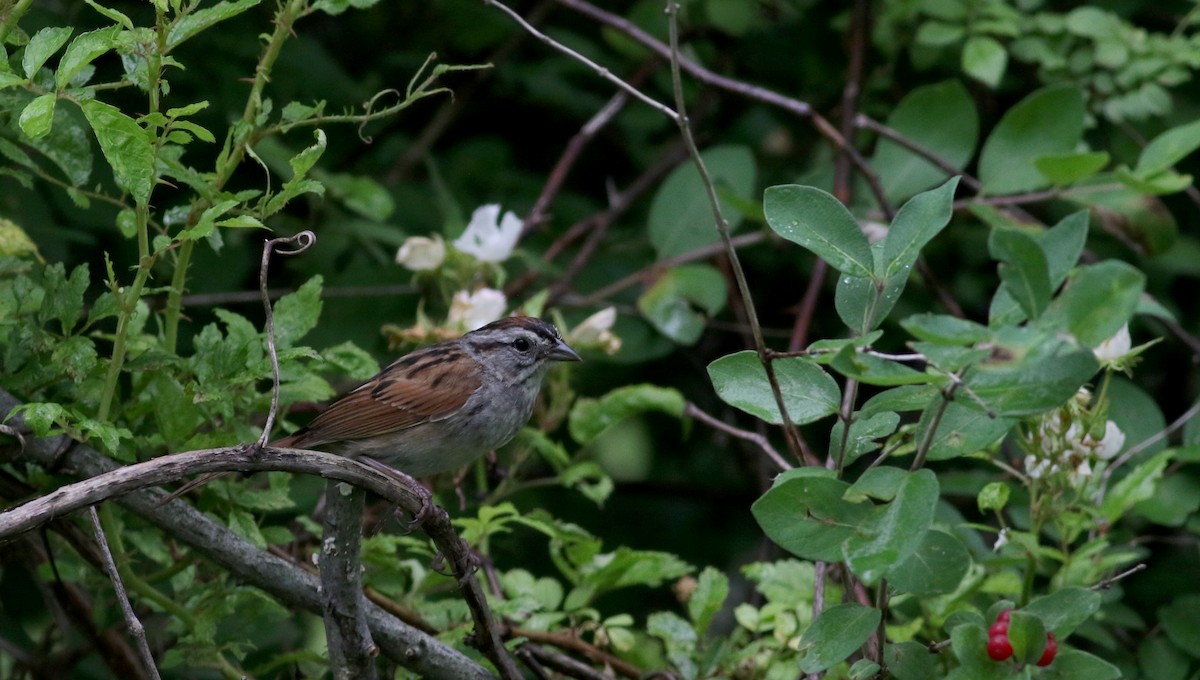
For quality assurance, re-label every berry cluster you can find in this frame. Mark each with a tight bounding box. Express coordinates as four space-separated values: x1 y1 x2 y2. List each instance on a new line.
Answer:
986 610 1057 667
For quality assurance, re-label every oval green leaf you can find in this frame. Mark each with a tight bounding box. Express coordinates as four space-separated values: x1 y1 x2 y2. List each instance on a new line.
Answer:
708 351 840 425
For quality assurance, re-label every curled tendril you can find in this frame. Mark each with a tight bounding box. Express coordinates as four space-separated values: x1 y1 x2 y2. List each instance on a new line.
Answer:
357 90 401 144
259 230 318 446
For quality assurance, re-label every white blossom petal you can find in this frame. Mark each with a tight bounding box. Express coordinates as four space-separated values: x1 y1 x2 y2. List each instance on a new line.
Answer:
1093 325 1133 364
453 204 522 262
448 288 507 331
993 528 1009 551
1094 420 1126 460
395 235 446 271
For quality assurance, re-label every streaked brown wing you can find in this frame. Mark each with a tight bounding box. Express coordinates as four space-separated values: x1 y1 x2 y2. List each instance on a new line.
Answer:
277 345 481 447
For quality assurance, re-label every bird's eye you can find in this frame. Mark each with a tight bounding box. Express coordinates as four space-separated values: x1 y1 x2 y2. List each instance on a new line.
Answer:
513 337 532 352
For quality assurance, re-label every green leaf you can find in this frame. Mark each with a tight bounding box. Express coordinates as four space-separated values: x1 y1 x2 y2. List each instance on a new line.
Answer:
324 173 395 221
1135 119 1200 177
831 348 931 386
886 529 971 595
22 27 73 79
1039 260 1145 347
636 265 726 345
829 411 901 465
1007 610 1048 664
1025 586 1101 637
902 313 989 345
79 99 154 206
272 275 323 348
798 603 882 673
844 469 939 584
647 611 698 678
166 0 262 48
753 469 869 561
989 227 1051 320
264 130 327 216
227 508 267 549
0 72 28 90
56 26 120 89
688 566 729 636
962 35 1007 87
964 328 1098 417
568 384 685 445
919 402 1014 461
1040 211 1089 288
708 351 840 425
860 385 940 416
1159 595 1200 659
1138 637 1190 680
1035 151 1110 186
977 481 1010 512
764 185 873 277
1039 649 1121 680
979 84 1085 195
835 268 906 334
949 623 1009 680
881 177 960 279
872 81 977 203
1100 450 1172 523
83 0 135 30
649 145 756 259
885 641 940 680
18 94 57 139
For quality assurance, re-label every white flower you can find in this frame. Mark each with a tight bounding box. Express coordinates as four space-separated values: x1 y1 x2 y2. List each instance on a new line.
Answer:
993 528 1009 551
1025 455 1051 480
569 307 622 355
395 235 446 271
453 204 522 262
448 288 507 331
1093 421 1126 460
1094 325 1132 364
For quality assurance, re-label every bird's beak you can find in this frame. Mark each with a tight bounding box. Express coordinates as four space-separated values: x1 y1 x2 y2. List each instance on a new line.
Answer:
549 338 582 362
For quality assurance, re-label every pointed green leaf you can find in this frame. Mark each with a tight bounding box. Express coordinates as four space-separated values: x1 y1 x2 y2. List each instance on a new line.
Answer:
764 185 873 277
568 384 685 445
708 351 840 425
798 604 882 673
902 313 989 345
964 328 1099 417
56 26 120 89
0 72 27 90
84 0 135 30
989 227 1051 320
1039 260 1145 347
918 402 1014 461
1135 119 1200 177
166 0 262 48
979 84 1085 195
831 347 932 386
688 567 729 636
882 177 959 279
1100 450 1172 523
23 27 73 79
637 265 727 345
1040 650 1121 680
79 99 154 206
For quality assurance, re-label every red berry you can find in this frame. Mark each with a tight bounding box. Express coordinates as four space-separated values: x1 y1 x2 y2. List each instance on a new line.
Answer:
988 620 1009 636
996 609 1012 623
987 633 1014 661
1036 632 1057 667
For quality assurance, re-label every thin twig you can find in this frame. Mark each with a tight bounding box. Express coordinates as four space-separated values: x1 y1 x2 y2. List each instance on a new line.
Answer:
1090 563 1146 590
664 2 814 466
87 508 161 680
523 86 634 235
511 627 642 679
684 403 792 472
259 231 316 446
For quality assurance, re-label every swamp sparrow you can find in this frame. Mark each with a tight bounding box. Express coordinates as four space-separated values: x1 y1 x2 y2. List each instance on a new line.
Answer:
170 316 579 498
272 315 580 475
